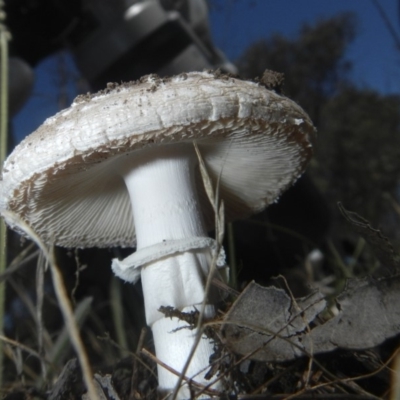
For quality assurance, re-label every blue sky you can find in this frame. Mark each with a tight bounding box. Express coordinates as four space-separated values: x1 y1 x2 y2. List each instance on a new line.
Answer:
209 0 400 93
12 0 400 143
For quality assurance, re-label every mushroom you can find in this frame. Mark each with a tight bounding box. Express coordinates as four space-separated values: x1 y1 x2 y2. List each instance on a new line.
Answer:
0 71 315 397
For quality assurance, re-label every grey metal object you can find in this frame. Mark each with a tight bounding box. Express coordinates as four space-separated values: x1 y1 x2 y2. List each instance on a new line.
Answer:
69 0 236 89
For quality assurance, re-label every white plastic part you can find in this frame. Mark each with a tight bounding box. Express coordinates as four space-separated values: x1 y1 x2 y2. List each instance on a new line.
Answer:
119 144 222 397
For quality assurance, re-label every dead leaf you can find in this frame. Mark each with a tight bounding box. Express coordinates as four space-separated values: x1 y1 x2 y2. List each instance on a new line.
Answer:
307 274 400 352
221 275 400 362
221 282 326 362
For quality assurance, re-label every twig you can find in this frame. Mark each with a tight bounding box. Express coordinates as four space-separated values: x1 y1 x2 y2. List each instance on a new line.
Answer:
211 276 239 297
36 251 47 379
141 348 220 397
169 143 227 400
372 0 400 53
0 247 39 284
227 222 238 290
391 346 400 400
48 246 99 399
110 277 129 355
0 333 48 363
97 333 156 378
278 275 314 389
130 327 148 399
71 248 86 306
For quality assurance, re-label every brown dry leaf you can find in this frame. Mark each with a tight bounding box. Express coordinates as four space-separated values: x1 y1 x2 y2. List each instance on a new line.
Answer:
307 274 400 352
221 282 326 362
221 275 400 362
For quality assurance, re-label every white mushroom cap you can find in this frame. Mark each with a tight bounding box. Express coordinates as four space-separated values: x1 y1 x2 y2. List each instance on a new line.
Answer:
0 71 315 247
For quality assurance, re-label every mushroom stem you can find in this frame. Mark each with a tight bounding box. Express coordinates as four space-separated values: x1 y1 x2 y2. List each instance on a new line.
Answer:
120 144 221 398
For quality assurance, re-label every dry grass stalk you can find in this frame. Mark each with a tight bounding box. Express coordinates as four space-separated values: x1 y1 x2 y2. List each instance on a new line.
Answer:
0 210 99 400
